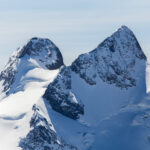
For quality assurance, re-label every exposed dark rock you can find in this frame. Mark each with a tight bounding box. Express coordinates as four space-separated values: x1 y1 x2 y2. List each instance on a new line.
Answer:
43 67 84 120
18 37 64 70
0 54 19 94
19 105 77 150
0 37 64 95
71 53 97 85
44 26 146 120
71 26 146 89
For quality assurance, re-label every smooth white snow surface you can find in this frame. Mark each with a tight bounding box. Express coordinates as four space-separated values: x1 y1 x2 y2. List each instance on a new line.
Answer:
0 64 59 150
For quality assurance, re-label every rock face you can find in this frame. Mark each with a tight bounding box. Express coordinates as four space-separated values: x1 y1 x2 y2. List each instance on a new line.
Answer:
0 37 64 95
44 26 146 120
0 53 19 95
18 37 64 70
71 26 146 88
43 67 84 120
19 105 77 150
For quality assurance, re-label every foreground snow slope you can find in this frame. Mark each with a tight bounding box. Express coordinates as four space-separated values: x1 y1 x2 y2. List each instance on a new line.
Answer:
0 67 59 150
0 26 150 150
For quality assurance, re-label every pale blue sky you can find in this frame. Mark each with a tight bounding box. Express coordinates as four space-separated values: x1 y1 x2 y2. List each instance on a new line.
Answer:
0 0 150 70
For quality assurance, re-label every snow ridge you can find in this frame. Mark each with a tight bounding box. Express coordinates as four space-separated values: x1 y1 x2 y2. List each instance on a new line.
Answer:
71 25 146 88
0 37 64 96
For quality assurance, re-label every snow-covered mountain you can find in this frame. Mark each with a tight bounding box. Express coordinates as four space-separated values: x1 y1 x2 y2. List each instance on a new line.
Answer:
0 37 63 97
0 26 150 150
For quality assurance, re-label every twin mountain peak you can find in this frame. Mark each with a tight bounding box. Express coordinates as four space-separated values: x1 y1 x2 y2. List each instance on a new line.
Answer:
0 25 147 120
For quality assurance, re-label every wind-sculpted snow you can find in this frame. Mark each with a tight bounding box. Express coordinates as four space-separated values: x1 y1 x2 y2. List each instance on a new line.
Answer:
44 67 84 120
71 26 146 88
0 37 63 96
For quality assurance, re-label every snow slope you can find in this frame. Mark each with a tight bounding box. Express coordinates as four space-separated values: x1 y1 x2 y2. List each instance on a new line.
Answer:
0 67 59 150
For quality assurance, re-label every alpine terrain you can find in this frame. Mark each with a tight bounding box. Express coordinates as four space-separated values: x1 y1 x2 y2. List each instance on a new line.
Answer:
0 26 150 150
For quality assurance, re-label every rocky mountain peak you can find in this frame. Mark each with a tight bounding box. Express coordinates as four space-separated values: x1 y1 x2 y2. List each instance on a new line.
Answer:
18 37 55 57
0 37 64 95
44 26 147 121
17 37 64 70
71 25 146 88
117 25 132 33
97 25 146 60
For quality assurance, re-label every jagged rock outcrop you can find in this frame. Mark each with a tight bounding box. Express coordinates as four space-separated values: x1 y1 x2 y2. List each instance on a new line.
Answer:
0 53 19 94
19 105 77 150
43 67 84 120
18 37 64 70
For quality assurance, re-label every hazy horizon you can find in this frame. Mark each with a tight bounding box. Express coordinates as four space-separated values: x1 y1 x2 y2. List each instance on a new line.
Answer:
0 0 150 70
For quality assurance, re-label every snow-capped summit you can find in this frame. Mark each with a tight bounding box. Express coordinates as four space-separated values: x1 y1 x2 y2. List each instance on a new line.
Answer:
0 37 64 96
98 25 146 60
71 25 146 88
105 25 145 59
17 37 64 69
